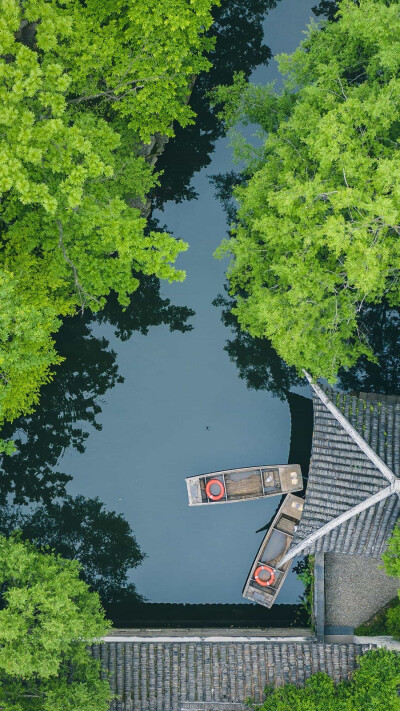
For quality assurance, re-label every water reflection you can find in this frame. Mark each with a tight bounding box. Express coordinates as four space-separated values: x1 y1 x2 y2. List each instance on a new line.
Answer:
312 1 338 21
338 302 400 395
0 495 144 604
153 0 278 208
0 316 120 505
0 275 194 507
96 273 194 340
0 1 319 608
0 276 194 603
213 290 303 400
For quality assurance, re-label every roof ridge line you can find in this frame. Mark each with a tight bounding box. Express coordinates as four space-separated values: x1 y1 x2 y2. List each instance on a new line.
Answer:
280 483 395 566
303 370 396 485
277 372 399 566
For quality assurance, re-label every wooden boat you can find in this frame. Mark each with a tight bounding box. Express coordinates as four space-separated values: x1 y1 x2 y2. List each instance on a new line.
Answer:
186 464 302 506
242 493 304 608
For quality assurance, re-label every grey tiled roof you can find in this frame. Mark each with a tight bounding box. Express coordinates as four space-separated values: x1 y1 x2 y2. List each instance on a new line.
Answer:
92 641 371 711
291 389 400 557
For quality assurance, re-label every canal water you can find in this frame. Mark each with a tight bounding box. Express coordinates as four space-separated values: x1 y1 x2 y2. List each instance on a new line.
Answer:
0 1 320 606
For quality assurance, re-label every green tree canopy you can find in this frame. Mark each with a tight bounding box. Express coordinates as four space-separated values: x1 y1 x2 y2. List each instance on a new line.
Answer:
213 0 400 380
251 648 400 711
0 534 111 709
0 0 216 436
382 521 400 639
0 644 111 711
0 495 145 604
0 534 108 678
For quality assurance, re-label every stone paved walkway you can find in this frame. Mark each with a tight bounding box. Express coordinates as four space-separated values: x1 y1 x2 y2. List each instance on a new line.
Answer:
325 553 399 628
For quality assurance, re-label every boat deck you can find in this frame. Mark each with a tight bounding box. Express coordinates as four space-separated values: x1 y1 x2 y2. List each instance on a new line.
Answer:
243 494 304 608
186 465 302 506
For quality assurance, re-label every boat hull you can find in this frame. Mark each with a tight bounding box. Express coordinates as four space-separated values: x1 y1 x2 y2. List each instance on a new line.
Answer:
186 465 303 505
242 493 304 608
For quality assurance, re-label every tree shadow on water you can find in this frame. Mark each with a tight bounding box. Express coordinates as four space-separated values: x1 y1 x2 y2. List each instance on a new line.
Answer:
312 1 339 21
0 275 194 506
338 302 400 396
213 289 304 401
0 495 145 605
153 0 279 208
0 275 194 604
96 273 194 340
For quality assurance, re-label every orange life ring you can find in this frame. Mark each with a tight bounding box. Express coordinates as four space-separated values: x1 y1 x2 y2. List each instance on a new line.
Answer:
205 478 225 501
254 565 275 587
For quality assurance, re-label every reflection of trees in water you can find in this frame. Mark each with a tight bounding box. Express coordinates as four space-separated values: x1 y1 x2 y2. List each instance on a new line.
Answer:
0 314 117 506
312 1 338 21
338 303 400 396
0 275 193 505
0 275 194 603
209 171 246 224
0 495 145 604
153 0 278 208
0 0 280 599
213 290 313 526
215 291 400 403
96 273 194 340
0 0 340 609
213 290 303 400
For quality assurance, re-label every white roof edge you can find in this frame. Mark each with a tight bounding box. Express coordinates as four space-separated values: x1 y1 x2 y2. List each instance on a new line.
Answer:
278 371 399 565
280 484 394 566
100 635 315 643
303 370 396 485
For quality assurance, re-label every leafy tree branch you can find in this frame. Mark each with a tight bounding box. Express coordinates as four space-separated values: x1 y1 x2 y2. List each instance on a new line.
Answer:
212 0 400 379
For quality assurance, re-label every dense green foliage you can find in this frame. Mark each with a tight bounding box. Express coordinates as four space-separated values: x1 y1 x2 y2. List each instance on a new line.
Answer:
0 645 111 711
355 597 399 637
382 521 400 639
251 648 400 711
0 534 110 709
213 0 400 379
0 534 108 677
294 555 314 626
0 0 216 436
0 495 145 604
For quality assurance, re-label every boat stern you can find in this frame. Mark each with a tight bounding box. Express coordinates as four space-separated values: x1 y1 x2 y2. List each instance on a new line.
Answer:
185 476 203 505
279 464 303 492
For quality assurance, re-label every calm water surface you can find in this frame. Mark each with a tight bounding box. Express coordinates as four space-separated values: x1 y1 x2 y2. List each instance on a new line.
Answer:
3 1 321 606
65 0 317 603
